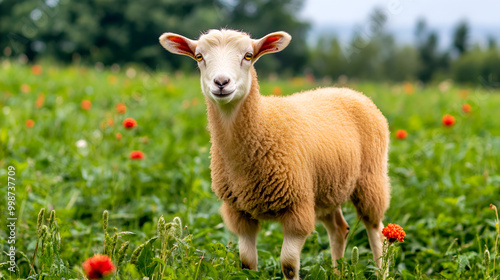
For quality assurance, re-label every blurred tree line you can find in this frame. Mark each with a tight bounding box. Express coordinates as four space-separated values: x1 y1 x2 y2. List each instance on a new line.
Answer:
309 9 500 86
1 0 499 85
0 0 308 75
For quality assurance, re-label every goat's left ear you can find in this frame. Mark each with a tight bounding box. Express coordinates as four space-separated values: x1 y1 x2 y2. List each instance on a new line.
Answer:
159 33 198 60
253 31 292 60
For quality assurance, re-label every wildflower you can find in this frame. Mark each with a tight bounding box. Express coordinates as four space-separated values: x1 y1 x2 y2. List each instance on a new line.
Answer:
126 68 136 78
107 118 114 127
122 118 137 129
21 84 31 93
442 114 456 127
438 79 452 93
35 93 45 108
130 151 145 160
459 89 469 99
108 75 118 85
31 65 42 75
272 87 282 96
403 82 414 95
76 139 88 149
82 254 115 279
26 119 35 128
305 73 315 83
395 129 407 140
462 104 471 113
81 100 92 110
382 223 406 243
115 133 122 140
116 103 126 114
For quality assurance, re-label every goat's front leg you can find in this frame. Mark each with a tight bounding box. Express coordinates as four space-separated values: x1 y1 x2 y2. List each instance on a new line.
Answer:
220 202 260 270
280 203 315 280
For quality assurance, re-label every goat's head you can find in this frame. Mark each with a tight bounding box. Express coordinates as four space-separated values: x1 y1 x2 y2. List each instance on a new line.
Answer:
160 29 291 108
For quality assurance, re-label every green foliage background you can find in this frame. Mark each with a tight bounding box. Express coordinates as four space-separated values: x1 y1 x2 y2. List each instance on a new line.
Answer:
0 61 499 279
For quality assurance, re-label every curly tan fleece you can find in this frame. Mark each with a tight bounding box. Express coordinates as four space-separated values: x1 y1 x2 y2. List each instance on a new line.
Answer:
209 67 390 237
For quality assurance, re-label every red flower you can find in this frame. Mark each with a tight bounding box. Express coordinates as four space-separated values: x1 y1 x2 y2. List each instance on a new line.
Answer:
116 103 126 114
81 100 92 110
35 93 45 108
115 133 122 140
26 119 35 128
107 118 114 127
442 114 456 126
122 118 137 129
31 65 42 75
272 87 282 96
130 150 145 160
21 84 31 93
403 82 414 95
462 104 471 113
382 223 406 243
82 254 115 279
395 129 407 140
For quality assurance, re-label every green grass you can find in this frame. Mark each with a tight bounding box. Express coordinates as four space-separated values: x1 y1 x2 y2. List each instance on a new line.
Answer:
0 60 499 279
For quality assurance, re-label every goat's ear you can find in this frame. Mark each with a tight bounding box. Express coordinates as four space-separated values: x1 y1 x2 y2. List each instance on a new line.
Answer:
253 31 292 60
159 33 197 60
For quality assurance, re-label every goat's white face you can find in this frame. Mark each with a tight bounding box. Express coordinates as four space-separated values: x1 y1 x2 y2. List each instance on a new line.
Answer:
159 30 291 110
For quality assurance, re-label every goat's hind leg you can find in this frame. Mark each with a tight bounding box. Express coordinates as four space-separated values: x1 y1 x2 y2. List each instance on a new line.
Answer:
220 202 260 270
351 172 390 268
318 207 350 267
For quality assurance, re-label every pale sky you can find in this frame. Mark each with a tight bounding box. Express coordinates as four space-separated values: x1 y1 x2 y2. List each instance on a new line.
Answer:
300 0 500 28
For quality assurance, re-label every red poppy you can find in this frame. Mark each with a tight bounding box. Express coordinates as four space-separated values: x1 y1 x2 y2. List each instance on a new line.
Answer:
459 89 469 99
403 82 414 95
129 150 145 160
462 104 471 113
382 223 406 243
395 129 407 139
81 100 92 110
272 87 282 96
122 118 137 129
116 103 126 114
31 65 42 75
82 254 115 279
21 84 31 93
116 133 122 140
26 119 35 128
35 93 45 108
442 114 455 126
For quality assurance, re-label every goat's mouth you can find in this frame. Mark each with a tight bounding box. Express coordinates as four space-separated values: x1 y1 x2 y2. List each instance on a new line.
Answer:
211 89 235 98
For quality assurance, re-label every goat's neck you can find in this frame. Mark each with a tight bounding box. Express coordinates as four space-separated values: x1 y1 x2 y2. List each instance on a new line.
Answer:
206 67 262 146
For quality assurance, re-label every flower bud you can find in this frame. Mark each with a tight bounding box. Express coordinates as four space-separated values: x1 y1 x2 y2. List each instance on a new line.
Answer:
351 246 359 266
484 248 490 267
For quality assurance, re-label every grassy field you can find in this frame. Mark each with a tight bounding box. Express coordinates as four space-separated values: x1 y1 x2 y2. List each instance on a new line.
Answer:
0 60 499 279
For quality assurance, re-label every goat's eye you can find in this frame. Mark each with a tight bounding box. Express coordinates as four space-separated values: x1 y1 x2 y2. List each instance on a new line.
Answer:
244 53 253 61
195 54 203 61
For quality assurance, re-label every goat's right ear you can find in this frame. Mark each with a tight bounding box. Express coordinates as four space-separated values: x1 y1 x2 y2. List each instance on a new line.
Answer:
159 33 197 60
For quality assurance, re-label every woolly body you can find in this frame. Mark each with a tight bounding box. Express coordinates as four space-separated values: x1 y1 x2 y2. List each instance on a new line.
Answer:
209 68 390 235
159 29 391 279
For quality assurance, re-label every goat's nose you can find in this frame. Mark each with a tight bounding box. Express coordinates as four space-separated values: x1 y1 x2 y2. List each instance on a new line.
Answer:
214 76 230 89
